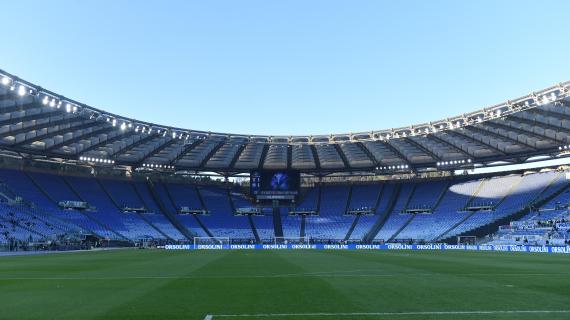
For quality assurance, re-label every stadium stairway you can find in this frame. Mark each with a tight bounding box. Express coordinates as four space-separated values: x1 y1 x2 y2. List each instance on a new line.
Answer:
134 210 172 241
193 214 214 238
145 179 193 240
344 185 353 214
343 215 360 241
388 214 416 241
300 214 306 238
195 188 207 211
433 210 478 242
432 180 451 210
491 176 524 209
64 177 138 241
402 183 418 212
363 184 401 242
97 179 172 241
129 182 174 240
463 178 487 210
227 190 236 213
228 190 260 240
373 184 385 210
316 186 322 214
272 207 284 238
61 180 126 239
23 172 58 205
441 180 570 244
247 215 260 242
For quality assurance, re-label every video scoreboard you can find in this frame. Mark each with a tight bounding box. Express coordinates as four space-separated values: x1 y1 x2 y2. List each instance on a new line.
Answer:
250 170 300 201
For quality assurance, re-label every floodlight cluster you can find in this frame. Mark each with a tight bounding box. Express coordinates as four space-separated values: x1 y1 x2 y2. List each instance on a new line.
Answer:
142 163 175 170
1 70 568 147
0 75 81 114
436 159 472 167
536 92 558 106
79 156 115 164
558 145 570 151
376 164 410 171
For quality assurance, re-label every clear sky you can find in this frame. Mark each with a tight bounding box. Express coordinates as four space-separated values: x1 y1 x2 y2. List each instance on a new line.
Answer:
1 0 569 136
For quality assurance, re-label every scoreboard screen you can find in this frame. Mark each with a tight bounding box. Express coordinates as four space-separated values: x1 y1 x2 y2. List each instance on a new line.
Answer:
250 170 300 200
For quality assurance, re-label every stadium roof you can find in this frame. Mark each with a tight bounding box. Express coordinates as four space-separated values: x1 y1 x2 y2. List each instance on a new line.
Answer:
0 68 569 175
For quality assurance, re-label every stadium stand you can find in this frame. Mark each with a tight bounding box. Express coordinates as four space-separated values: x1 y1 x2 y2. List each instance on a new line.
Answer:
0 166 568 246
0 69 569 248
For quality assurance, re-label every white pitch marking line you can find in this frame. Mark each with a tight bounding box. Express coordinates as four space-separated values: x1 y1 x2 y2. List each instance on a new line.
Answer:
0 272 568 281
203 310 570 319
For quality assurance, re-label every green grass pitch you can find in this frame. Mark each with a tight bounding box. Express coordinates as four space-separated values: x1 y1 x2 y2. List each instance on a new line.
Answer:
0 249 569 320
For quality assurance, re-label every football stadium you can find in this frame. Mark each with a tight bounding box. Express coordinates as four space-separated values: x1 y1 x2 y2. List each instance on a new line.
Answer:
1 2 570 320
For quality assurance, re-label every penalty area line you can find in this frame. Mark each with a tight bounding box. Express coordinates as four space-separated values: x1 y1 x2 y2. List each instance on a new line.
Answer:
203 310 570 319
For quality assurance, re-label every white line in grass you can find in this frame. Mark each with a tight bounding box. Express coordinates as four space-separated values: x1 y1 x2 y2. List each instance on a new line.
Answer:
203 310 570 319
0 272 568 281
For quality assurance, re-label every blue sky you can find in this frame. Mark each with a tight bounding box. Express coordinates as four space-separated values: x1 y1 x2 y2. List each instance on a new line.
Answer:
1 1 569 136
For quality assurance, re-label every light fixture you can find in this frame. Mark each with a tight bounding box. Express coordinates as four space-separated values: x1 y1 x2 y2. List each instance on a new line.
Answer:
17 85 26 96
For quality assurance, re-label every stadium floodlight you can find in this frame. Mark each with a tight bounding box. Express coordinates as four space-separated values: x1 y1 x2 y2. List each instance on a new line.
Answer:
42 96 49 105
120 122 126 131
66 104 72 113
112 119 117 127
467 159 472 163
17 85 26 96
1 77 9 85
